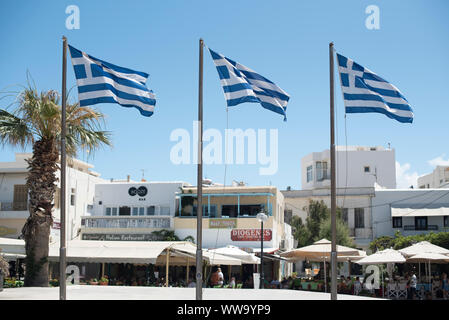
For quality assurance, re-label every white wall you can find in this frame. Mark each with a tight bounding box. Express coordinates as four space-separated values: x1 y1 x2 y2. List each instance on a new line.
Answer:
418 166 449 189
92 181 188 219
0 153 104 241
372 189 449 239
301 146 396 190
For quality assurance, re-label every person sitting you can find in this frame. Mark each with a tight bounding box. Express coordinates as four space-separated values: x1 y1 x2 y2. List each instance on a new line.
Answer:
188 279 196 288
229 277 236 288
270 279 281 289
353 277 362 295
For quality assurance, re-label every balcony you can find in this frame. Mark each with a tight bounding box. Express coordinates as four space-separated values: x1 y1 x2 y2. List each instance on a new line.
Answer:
0 201 28 211
403 225 438 231
81 216 171 229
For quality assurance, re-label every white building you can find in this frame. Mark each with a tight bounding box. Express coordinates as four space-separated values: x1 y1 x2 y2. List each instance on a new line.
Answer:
80 181 190 241
282 188 375 250
0 153 104 241
372 188 449 239
301 146 396 190
418 166 449 189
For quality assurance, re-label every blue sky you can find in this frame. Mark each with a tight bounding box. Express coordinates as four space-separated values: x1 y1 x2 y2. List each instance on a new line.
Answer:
0 0 448 189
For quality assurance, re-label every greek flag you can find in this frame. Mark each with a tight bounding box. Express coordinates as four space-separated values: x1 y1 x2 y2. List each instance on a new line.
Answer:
209 49 290 121
68 45 156 117
337 53 413 123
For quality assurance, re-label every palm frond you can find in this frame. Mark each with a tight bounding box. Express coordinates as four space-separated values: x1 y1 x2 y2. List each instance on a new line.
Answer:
0 109 33 148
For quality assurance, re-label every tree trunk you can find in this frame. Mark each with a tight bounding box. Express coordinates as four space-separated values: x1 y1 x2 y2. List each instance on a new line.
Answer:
22 138 58 287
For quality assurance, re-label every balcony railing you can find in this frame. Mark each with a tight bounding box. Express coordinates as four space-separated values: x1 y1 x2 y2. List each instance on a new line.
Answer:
403 225 438 231
81 216 171 229
0 201 28 211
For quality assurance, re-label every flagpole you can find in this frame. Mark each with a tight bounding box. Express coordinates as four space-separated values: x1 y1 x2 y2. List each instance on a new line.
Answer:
60 36 68 300
196 38 204 300
329 42 337 301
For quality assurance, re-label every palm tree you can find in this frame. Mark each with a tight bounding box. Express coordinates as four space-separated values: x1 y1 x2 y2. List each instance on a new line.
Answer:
0 87 111 286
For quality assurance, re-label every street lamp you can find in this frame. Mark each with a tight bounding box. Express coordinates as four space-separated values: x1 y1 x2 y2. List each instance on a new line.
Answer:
256 212 268 289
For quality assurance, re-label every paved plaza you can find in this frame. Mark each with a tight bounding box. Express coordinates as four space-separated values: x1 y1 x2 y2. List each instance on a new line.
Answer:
0 286 381 300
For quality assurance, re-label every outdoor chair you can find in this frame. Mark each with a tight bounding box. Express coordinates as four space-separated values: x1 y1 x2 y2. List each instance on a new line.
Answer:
397 282 407 299
387 282 398 299
236 283 243 289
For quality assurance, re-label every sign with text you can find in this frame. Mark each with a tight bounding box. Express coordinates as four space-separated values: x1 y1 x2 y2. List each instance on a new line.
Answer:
209 218 237 229
231 229 272 241
82 233 158 241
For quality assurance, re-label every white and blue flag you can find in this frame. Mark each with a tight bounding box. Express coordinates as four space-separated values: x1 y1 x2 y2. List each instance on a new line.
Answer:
68 45 156 117
209 48 290 121
336 53 413 123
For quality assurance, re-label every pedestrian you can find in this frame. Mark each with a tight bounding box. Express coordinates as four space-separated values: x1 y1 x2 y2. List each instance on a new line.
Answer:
409 270 417 300
441 272 448 300
353 277 362 295
217 268 224 287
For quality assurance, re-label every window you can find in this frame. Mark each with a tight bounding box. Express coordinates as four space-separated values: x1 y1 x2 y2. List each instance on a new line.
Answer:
239 204 264 217
139 207 145 216
132 207 139 216
54 187 60 209
316 162 328 181
444 216 449 228
13 184 28 210
364 166 370 173
221 205 239 218
393 217 402 228
306 166 313 182
119 206 131 216
415 217 428 230
193 205 217 217
105 207 111 216
354 208 365 228
111 207 118 216
70 188 76 206
342 208 348 224
147 206 156 216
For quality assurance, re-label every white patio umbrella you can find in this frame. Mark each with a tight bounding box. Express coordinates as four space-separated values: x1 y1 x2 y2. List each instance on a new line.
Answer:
280 239 361 259
280 239 364 292
399 241 449 257
356 248 406 297
400 242 449 291
206 245 260 264
356 248 406 265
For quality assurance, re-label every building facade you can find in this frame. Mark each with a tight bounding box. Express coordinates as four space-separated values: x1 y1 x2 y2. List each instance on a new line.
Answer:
80 181 190 241
0 153 104 241
282 188 375 250
301 146 396 190
372 188 449 239
418 166 449 189
174 185 294 280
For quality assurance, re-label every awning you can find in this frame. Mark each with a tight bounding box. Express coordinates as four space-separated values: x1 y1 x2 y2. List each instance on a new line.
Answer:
0 238 241 265
0 237 25 255
48 240 189 264
391 206 449 217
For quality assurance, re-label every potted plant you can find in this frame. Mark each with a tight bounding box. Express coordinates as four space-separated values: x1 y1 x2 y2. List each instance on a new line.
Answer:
0 253 10 292
89 278 99 285
99 276 109 286
49 279 59 287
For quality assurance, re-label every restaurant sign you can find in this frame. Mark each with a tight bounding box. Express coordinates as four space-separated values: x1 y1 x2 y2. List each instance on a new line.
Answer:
82 233 158 241
231 229 272 241
209 218 237 229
